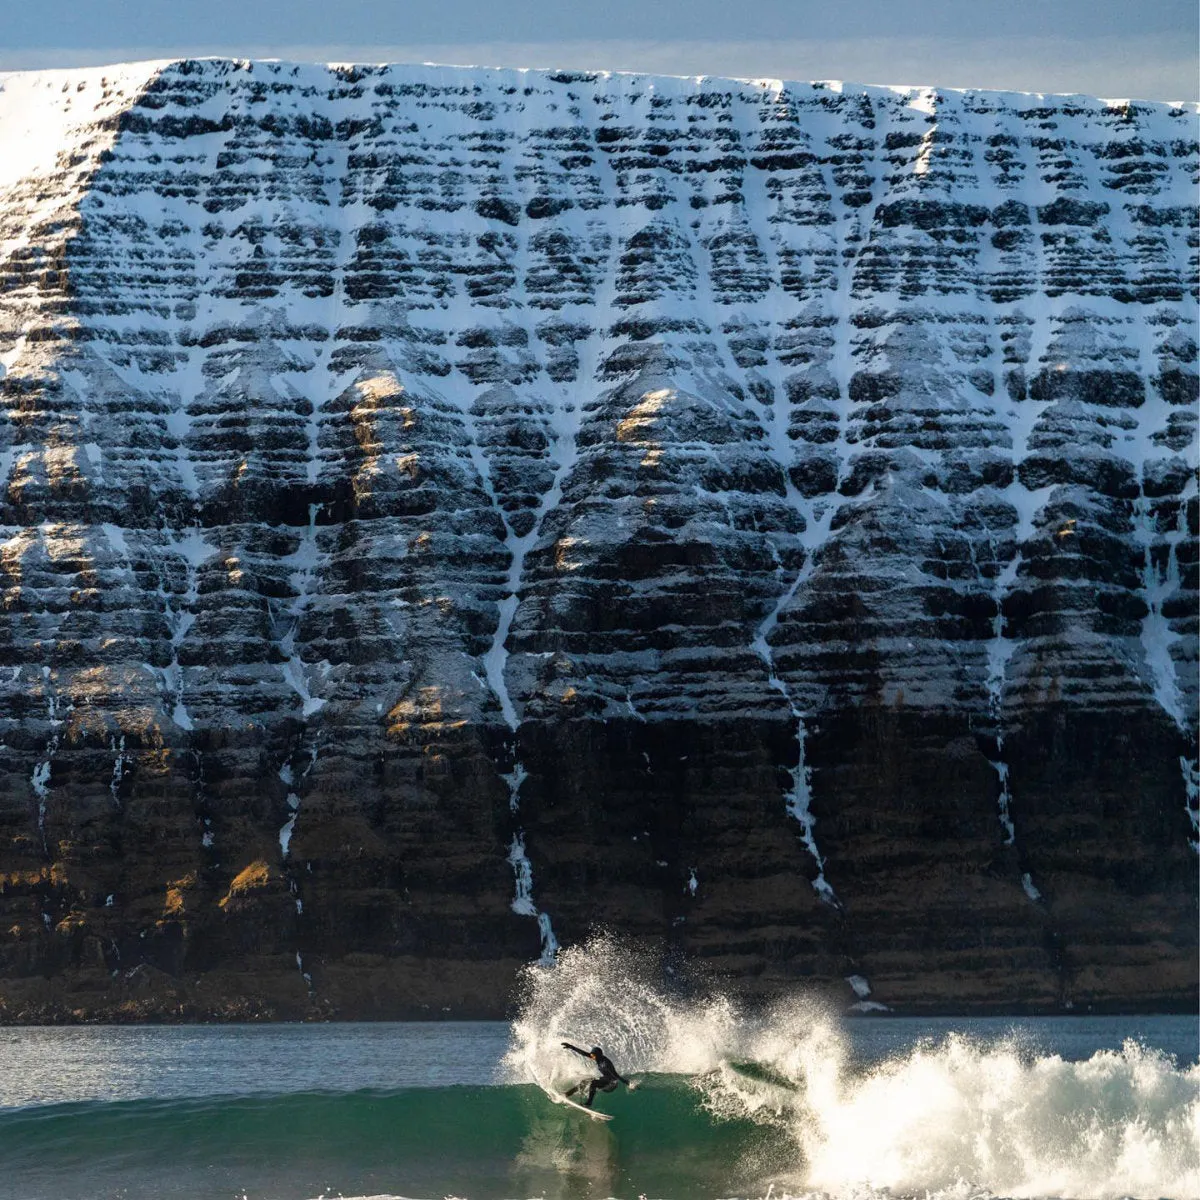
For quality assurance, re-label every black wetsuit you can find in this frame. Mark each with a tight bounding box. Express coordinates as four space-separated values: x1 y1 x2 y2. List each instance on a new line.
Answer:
561 1042 629 1107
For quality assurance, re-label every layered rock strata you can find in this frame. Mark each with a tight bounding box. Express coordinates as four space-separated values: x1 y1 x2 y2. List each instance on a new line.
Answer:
0 61 1195 1019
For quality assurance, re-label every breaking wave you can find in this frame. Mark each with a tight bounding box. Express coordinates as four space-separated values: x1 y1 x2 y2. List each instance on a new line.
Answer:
3 936 1195 1199
504 934 1200 1199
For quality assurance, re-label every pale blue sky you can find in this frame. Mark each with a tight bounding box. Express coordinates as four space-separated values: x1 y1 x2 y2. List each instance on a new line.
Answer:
2 0 1196 100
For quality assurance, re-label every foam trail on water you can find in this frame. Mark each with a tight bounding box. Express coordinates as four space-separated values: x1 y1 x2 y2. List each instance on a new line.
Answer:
505 935 1200 1200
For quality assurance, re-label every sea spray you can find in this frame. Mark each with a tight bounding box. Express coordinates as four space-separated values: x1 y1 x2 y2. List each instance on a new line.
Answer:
505 936 1200 1199
503 933 754 1090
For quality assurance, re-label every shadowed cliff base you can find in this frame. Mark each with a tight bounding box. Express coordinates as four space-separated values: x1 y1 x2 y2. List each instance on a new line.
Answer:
1 707 1195 1023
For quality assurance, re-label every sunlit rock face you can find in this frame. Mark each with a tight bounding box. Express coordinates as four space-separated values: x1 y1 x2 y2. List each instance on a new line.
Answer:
0 60 1194 1020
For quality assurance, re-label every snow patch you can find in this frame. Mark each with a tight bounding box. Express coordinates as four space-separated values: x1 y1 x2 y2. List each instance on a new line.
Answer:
845 974 871 1000
504 761 559 967
1182 757 1199 851
108 735 127 808
990 758 1016 845
0 62 163 190
279 809 298 858
507 832 538 917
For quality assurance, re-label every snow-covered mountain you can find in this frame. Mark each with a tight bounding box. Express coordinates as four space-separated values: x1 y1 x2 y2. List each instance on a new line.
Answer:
0 60 1195 1019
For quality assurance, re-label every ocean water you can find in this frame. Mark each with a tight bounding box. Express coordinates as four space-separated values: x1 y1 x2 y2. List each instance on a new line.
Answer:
1 941 1197 1200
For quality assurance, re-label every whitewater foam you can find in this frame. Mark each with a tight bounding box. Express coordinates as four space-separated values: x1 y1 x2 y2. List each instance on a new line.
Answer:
505 936 1200 1199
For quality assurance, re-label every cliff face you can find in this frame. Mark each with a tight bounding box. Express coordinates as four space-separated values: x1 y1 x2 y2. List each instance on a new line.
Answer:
0 61 1195 1020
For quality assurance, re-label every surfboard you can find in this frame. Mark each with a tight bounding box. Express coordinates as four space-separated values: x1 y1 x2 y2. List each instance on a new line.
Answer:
550 1091 613 1121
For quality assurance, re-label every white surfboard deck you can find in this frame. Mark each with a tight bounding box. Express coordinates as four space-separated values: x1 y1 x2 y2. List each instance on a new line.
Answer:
549 1090 613 1121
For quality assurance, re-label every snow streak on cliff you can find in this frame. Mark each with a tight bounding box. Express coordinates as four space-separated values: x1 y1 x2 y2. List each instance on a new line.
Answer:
0 61 1194 1019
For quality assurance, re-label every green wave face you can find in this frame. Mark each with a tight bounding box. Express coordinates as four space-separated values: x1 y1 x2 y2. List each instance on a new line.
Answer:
0 1081 793 1200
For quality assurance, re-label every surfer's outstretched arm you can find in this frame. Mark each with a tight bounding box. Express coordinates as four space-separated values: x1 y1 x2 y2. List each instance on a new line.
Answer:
561 1042 590 1059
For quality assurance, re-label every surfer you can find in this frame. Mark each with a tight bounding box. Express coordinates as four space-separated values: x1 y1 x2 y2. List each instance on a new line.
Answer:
561 1042 631 1107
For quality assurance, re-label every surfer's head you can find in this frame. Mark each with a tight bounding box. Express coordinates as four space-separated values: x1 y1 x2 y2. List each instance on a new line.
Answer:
590 1046 603 1058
